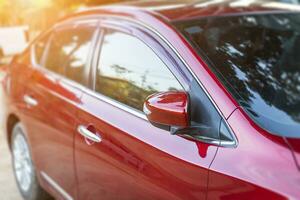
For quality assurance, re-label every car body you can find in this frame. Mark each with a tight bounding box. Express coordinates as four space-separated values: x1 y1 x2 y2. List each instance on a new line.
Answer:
2 0 300 199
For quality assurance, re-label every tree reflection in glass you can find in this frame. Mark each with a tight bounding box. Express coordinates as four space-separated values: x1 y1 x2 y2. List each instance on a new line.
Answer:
175 13 300 137
96 31 183 111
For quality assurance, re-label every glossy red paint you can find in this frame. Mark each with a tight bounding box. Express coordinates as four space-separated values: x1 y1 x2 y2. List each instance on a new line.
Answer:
2 1 300 200
74 91 217 200
8 56 79 198
208 108 300 199
73 20 217 200
285 138 300 169
144 91 189 127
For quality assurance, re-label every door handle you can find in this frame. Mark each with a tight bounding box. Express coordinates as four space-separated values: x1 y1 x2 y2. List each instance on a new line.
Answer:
77 125 102 143
23 95 38 107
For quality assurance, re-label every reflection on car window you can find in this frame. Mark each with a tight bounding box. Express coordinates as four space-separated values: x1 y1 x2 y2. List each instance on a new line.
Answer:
33 33 50 65
96 31 183 111
175 13 300 137
44 24 96 84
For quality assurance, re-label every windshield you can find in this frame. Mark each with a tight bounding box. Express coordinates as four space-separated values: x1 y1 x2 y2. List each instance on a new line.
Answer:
174 12 300 138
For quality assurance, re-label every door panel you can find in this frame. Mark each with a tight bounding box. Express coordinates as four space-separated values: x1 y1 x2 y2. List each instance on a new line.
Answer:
8 56 35 119
75 92 218 200
8 42 79 198
23 69 81 199
17 19 98 199
74 25 220 200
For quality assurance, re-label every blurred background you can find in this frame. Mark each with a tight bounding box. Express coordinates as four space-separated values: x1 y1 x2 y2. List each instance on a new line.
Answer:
0 0 129 64
0 0 124 34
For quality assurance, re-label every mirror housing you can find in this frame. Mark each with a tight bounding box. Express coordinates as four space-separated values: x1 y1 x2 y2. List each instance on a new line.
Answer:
143 91 190 130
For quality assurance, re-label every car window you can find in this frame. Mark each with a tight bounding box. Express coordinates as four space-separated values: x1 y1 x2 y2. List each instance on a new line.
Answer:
44 23 97 84
96 30 183 111
32 33 51 66
174 12 300 138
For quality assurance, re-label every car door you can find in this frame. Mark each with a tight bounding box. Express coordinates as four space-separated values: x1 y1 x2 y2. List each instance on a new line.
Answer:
20 19 99 199
74 22 223 200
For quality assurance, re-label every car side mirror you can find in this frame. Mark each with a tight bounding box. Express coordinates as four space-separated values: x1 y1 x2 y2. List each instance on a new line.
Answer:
143 91 190 131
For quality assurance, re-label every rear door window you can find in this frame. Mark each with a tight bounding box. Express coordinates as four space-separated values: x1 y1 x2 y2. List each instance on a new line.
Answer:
44 22 97 84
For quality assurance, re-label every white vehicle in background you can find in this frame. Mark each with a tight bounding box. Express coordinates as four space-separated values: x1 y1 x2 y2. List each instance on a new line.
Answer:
0 26 29 65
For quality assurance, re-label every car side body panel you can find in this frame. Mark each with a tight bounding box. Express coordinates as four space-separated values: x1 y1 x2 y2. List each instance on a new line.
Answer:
75 91 217 200
208 108 300 200
19 66 80 199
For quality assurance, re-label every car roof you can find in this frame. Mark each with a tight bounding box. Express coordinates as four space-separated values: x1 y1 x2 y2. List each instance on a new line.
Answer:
72 0 300 23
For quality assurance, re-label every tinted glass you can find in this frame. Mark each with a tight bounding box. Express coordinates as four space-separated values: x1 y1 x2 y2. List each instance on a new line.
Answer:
96 31 183 111
44 24 96 83
33 33 50 65
175 13 300 138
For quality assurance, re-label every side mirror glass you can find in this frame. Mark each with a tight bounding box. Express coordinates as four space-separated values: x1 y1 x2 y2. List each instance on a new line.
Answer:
143 91 190 130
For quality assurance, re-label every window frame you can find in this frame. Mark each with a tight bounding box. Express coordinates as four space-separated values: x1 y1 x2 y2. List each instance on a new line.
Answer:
89 17 237 147
30 30 53 68
96 20 191 90
30 17 101 89
90 21 189 113
94 28 185 112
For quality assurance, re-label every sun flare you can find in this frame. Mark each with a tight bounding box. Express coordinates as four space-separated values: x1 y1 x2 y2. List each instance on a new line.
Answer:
28 0 52 8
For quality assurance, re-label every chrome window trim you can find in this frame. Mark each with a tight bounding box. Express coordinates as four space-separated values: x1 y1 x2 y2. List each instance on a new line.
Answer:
182 134 236 147
40 171 73 200
94 14 238 148
91 29 105 91
220 140 238 147
31 49 148 120
30 46 39 68
82 88 148 120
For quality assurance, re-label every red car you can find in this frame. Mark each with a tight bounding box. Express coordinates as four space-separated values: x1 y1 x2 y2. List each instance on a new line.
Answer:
3 1 300 199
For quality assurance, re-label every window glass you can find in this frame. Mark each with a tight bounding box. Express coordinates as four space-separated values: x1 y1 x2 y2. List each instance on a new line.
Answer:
44 24 96 83
174 13 300 138
96 31 183 111
33 33 50 65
